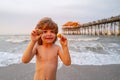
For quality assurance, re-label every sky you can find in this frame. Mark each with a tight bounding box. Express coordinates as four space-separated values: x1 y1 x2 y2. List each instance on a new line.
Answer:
0 0 120 35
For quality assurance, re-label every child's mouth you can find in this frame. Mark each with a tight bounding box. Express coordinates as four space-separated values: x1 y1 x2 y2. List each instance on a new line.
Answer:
45 37 53 40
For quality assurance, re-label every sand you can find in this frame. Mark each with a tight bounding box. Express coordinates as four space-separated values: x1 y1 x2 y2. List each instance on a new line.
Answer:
0 63 120 80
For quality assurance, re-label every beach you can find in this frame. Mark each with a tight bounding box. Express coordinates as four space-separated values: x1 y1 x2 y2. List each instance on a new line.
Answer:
0 63 120 80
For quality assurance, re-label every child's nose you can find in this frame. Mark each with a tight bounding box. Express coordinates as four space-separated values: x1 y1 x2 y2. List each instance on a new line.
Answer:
47 32 52 35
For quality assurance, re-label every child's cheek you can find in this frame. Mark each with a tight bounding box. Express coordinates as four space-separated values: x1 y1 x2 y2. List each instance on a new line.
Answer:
41 35 45 40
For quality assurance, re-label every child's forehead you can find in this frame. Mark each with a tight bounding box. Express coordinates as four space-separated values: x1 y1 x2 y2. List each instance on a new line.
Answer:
42 28 54 30
43 29 55 31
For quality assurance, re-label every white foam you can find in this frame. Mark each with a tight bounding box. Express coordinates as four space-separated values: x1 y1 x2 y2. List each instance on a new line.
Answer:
0 50 120 67
70 50 120 65
0 52 22 67
0 52 37 67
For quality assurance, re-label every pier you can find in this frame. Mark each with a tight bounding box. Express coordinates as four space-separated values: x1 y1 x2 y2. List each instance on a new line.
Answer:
62 15 120 36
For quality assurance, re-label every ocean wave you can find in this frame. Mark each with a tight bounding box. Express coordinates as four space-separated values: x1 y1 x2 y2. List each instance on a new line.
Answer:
1 50 120 67
6 39 29 43
106 43 120 47
0 52 22 67
5 36 30 43
0 52 35 67
70 50 120 65
68 37 99 41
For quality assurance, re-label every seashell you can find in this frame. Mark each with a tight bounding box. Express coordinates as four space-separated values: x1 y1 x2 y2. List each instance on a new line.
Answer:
38 29 43 35
57 33 62 38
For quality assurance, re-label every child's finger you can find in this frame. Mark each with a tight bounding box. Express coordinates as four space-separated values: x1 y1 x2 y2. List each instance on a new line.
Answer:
57 33 67 42
61 35 66 40
31 30 37 36
32 30 36 33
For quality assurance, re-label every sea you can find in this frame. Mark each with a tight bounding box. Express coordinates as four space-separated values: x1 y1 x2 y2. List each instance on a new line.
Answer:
0 35 120 68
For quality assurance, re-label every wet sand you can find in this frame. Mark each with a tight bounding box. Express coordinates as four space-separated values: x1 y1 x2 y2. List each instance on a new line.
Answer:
0 63 120 80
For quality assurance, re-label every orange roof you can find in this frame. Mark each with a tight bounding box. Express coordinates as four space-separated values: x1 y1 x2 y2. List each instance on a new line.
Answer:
62 21 80 28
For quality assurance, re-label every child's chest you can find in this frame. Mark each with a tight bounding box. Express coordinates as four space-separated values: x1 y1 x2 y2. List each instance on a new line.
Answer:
37 47 58 60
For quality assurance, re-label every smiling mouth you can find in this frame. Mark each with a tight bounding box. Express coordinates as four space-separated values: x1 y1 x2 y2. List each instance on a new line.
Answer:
45 37 53 39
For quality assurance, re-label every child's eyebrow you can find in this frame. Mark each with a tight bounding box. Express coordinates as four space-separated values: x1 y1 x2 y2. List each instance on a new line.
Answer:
43 30 55 31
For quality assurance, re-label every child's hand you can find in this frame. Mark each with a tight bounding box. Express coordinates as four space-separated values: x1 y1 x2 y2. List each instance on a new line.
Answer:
57 33 68 47
31 29 42 42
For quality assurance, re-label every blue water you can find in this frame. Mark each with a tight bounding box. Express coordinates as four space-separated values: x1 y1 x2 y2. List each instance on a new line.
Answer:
0 35 120 67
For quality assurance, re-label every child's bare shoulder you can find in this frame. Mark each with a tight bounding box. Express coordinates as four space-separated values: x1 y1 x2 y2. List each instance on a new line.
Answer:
35 43 42 51
53 44 61 50
54 44 60 47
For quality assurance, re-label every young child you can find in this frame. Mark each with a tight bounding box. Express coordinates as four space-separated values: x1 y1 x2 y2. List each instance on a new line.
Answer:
21 17 71 80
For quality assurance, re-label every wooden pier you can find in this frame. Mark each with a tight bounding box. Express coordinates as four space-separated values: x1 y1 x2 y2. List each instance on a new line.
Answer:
62 15 120 36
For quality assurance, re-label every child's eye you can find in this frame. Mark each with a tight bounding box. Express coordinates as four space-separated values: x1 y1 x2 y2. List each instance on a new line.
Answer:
51 31 55 33
43 31 47 33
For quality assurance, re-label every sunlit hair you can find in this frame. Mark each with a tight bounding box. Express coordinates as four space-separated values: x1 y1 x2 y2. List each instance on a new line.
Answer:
35 17 58 45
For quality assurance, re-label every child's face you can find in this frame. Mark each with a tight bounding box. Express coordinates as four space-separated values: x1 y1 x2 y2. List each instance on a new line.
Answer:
41 29 56 44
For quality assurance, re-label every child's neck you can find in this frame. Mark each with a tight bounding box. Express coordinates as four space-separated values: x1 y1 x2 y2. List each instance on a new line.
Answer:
42 43 53 48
